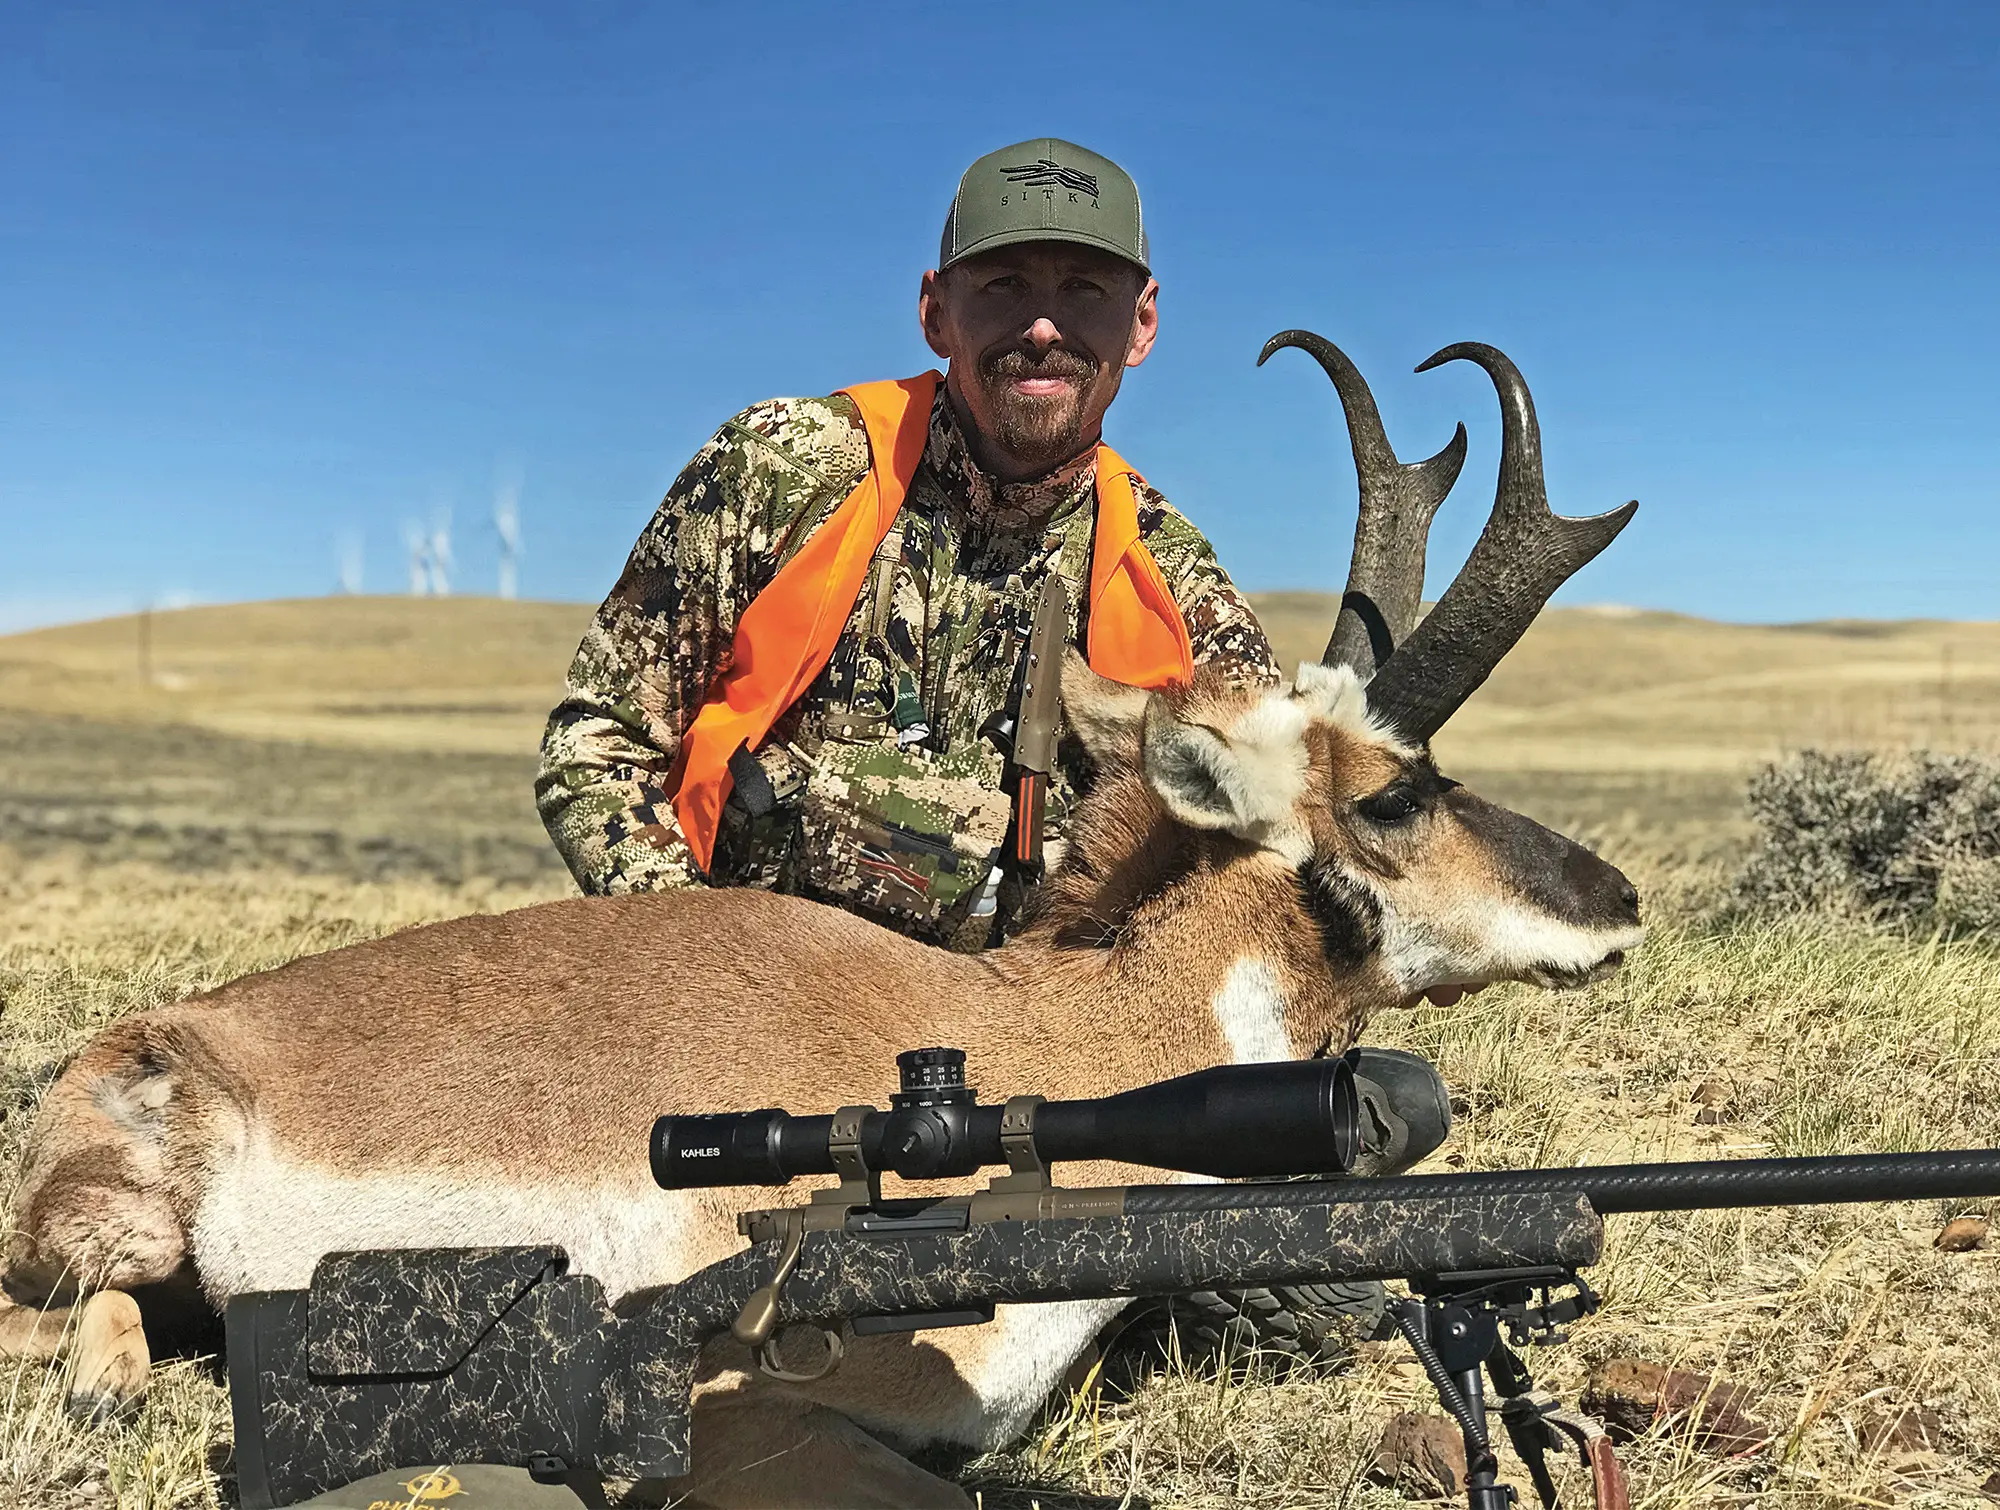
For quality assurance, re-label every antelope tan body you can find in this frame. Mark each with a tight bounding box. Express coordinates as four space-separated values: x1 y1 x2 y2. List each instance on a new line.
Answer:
4 335 1647 1507
3 662 1642 1506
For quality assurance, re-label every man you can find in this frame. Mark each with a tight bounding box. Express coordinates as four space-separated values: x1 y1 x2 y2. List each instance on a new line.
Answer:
537 139 1278 945
535 138 1444 1372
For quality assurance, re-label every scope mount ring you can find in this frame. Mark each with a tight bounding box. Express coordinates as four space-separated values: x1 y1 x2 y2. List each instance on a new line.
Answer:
988 1094 1049 1192
812 1104 881 1210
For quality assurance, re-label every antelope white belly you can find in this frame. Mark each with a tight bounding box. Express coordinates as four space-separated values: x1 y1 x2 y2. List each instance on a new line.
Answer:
190 1124 693 1303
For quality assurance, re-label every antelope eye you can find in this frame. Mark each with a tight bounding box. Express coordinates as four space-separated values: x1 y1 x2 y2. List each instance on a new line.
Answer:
1359 786 1422 825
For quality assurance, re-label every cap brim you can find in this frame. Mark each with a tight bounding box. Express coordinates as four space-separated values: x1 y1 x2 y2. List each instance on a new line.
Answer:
940 225 1150 276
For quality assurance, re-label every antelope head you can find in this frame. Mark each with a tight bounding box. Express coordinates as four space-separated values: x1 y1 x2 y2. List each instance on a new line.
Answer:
1044 335 1643 1045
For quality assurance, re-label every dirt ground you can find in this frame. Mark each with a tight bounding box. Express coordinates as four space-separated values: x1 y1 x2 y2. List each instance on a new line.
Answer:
2 597 1997 1508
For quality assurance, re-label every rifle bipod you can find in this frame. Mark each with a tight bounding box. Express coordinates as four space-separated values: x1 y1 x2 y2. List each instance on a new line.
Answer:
1385 1267 1628 1510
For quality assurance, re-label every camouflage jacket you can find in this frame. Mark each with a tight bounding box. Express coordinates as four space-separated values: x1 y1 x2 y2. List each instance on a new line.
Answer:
537 383 1279 946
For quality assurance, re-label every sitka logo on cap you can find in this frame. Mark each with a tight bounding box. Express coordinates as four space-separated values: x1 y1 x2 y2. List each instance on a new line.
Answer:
1001 158 1100 197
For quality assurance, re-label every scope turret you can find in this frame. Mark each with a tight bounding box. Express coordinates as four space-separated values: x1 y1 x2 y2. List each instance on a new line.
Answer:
650 1051 1359 1190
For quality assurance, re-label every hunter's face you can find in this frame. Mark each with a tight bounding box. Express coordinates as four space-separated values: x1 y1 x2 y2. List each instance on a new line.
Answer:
921 244 1159 482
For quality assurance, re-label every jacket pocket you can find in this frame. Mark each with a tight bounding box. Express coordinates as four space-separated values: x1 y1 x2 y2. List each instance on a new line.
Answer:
790 741 1010 937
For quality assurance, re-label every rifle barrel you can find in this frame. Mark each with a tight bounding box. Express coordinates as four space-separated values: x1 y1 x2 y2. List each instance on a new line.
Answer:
1123 1148 2000 1216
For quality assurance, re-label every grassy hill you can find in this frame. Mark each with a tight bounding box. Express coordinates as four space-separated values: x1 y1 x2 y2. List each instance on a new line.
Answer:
1252 593 2000 773
8 594 1997 766
0 600 595 883
0 597 593 757
3 594 1994 873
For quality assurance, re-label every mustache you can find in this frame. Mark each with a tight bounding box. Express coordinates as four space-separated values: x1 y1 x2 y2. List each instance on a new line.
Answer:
980 347 1099 385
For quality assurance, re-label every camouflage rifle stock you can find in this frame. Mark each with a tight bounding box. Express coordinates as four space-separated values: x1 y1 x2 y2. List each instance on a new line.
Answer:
229 1188 1600 1506
227 1049 2000 1510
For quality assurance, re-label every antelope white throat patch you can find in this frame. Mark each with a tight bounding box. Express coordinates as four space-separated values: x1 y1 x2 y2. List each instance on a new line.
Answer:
1209 957 1291 1063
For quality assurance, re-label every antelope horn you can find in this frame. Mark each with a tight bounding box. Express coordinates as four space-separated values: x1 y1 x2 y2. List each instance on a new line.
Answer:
1258 330 1467 679
1364 342 1638 744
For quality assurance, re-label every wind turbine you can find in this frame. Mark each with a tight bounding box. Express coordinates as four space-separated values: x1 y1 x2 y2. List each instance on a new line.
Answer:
337 531 364 595
494 486 522 600
405 521 432 596
428 511 453 597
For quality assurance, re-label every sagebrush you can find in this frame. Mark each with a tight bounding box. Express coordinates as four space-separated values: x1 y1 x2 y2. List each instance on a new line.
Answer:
1735 748 2000 930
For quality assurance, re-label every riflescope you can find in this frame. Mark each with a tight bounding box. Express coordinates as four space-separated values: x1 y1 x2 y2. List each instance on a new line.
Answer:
650 1047 1359 1187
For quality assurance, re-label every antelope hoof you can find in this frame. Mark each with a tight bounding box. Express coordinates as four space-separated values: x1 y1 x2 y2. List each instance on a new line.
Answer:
67 1291 149 1423
67 1386 130 1427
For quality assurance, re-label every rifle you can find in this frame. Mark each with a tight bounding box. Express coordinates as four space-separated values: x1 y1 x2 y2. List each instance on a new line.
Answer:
228 1049 2000 1510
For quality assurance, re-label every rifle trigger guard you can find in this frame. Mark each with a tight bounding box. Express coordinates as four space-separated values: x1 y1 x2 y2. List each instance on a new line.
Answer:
755 1324 845 1385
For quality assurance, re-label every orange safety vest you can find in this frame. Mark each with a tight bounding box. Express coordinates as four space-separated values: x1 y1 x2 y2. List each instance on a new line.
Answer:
668 370 1195 874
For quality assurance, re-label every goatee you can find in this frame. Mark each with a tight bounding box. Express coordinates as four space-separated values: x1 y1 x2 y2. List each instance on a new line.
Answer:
976 348 1103 476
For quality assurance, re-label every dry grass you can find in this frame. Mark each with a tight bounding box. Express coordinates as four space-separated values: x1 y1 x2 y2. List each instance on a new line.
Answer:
2 599 1999 1507
1254 596 2000 776
14 595 2000 767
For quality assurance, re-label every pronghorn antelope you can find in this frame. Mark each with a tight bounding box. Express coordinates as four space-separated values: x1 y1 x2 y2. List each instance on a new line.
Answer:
2 339 1642 1508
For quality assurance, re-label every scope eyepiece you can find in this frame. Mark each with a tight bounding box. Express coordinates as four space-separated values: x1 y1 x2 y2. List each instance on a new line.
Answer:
650 1053 1360 1192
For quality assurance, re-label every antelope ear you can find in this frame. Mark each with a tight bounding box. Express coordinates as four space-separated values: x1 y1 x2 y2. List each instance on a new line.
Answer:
1061 650 1151 765
1141 694 1256 831
1142 690 1313 841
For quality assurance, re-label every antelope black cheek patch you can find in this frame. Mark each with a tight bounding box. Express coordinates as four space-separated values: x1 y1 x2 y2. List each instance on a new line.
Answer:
1295 859 1384 970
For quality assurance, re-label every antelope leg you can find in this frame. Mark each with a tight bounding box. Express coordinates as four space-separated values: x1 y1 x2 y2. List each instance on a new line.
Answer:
0 1289 76 1362
68 1290 149 1423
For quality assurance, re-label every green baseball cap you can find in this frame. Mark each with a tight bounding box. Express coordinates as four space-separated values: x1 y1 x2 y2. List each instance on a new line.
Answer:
940 138 1150 275
286 1463 587 1507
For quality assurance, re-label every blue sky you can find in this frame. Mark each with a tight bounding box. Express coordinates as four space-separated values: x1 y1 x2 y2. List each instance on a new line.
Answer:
3 1 1995 632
